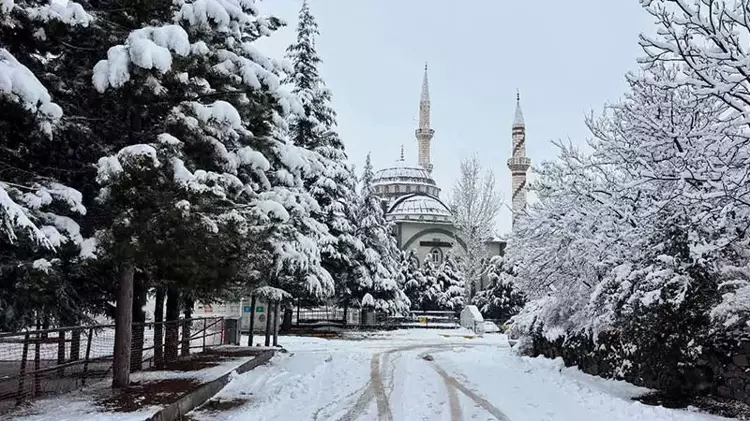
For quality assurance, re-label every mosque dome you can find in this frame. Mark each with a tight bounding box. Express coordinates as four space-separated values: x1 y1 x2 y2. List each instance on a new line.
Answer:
372 158 441 199
387 193 453 224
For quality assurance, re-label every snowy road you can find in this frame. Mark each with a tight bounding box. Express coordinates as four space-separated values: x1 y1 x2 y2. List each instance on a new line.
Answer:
188 330 733 421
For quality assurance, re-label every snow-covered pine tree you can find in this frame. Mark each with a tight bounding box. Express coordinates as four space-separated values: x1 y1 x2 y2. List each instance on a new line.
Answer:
0 0 101 330
87 0 332 386
399 249 424 310
284 0 360 306
348 154 409 316
435 252 466 311
417 255 442 312
472 256 525 321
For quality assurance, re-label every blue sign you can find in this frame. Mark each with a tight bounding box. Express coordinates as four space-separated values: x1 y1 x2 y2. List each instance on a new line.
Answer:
243 306 252 313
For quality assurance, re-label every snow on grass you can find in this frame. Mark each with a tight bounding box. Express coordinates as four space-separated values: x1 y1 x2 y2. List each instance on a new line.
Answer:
190 342 374 420
435 347 733 421
4 355 254 421
195 329 731 421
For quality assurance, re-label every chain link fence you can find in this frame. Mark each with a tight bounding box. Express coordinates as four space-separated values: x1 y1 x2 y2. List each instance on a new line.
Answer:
0 317 224 410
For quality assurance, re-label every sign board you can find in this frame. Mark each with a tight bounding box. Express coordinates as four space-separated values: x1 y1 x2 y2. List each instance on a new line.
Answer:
243 306 252 313
256 306 264 313
418 316 428 324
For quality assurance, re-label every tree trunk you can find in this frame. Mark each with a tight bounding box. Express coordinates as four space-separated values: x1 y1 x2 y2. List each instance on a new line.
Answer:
264 302 272 347
112 262 134 388
281 308 292 333
70 328 81 361
56 329 65 377
130 277 147 372
153 287 165 368
181 296 193 357
272 302 280 347
247 295 256 346
164 286 179 362
41 315 49 340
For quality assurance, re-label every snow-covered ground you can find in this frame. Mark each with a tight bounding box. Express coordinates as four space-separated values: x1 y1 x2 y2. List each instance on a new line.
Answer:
4 355 253 421
189 329 734 421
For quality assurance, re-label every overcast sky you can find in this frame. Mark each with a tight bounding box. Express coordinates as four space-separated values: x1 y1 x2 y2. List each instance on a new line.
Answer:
255 0 655 235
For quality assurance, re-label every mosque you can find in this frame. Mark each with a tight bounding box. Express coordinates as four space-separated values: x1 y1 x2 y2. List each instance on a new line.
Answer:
371 65 530 281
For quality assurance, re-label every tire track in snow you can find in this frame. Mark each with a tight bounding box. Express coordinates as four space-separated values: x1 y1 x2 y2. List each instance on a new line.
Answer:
335 342 508 421
371 353 394 421
428 360 511 421
335 344 446 421
443 371 463 421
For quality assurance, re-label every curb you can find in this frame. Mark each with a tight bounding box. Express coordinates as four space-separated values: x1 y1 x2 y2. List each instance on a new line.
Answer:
144 349 276 421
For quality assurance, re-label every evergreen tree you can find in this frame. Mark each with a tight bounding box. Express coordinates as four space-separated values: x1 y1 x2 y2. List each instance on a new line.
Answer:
399 249 423 310
435 252 466 311
347 154 409 315
417 255 442 311
472 257 525 321
284 0 360 305
0 0 103 330
82 0 332 386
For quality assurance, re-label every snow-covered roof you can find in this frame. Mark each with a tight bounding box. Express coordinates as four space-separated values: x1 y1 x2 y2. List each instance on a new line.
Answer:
373 159 436 186
387 194 452 224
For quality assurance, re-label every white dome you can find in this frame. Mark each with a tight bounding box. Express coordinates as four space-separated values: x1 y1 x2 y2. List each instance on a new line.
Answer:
387 194 452 224
372 159 436 187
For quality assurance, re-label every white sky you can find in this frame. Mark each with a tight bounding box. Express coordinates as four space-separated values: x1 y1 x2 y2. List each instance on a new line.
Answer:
256 0 655 235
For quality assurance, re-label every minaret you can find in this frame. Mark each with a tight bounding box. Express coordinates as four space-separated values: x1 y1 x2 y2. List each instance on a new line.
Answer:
415 63 434 172
508 91 531 226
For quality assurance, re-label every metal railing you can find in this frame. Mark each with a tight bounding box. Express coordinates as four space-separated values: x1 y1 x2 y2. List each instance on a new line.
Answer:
0 317 224 410
288 307 461 330
292 306 360 327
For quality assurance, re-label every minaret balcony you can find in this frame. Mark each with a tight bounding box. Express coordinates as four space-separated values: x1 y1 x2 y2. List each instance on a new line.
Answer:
415 128 435 138
507 157 531 171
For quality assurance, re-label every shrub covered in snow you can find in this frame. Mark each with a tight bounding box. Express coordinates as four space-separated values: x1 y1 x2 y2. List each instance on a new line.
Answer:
507 0 750 401
472 257 525 322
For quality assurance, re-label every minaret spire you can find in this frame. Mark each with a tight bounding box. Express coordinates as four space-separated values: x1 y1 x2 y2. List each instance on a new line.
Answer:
420 63 430 104
416 63 434 172
513 89 525 127
508 91 530 227
400 144 404 161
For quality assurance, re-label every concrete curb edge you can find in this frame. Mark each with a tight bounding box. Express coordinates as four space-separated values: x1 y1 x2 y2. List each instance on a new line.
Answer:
144 350 275 421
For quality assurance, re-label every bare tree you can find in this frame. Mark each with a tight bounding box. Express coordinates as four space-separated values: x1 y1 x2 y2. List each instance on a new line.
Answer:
449 155 503 298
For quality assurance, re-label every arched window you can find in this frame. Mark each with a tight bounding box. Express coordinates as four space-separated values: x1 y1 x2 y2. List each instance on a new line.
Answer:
410 254 420 268
430 248 443 265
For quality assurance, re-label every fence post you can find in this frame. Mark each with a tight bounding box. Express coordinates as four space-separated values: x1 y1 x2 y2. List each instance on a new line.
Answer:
57 328 66 377
33 330 40 397
202 319 207 352
16 332 30 405
296 299 300 327
247 295 256 347
81 327 94 386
